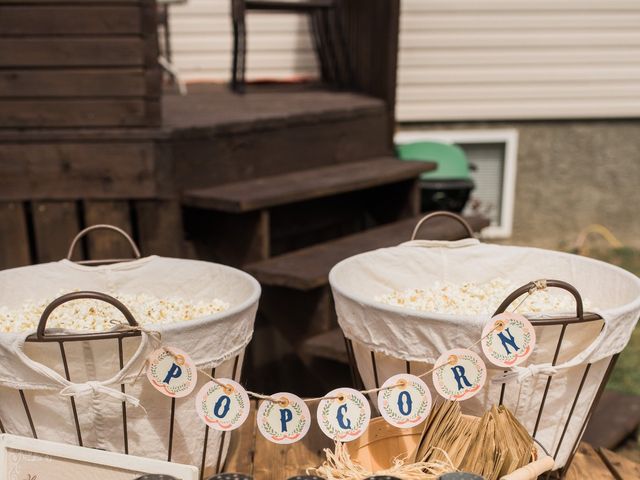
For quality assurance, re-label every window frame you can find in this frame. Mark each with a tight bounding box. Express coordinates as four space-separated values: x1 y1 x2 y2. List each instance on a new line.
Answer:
395 129 519 238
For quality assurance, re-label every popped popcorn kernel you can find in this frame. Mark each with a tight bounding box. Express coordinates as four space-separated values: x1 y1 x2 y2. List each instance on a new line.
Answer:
0 292 231 333
375 278 591 315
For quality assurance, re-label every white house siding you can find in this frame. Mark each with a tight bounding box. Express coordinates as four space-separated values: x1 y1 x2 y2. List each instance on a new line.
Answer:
168 0 640 121
168 0 318 82
397 0 640 121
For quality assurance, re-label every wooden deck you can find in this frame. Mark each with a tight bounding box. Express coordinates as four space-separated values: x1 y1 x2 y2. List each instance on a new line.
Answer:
163 83 385 137
224 400 640 480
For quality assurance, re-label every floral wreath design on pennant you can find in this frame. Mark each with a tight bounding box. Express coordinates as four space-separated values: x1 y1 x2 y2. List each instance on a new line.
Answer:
201 383 246 430
380 380 430 425
260 400 307 442
435 353 484 400
484 317 533 366
320 393 367 440
484 317 533 367
149 349 194 397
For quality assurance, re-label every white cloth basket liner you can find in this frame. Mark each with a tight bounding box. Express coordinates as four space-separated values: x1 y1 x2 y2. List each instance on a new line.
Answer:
329 239 640 468
0 256 260 476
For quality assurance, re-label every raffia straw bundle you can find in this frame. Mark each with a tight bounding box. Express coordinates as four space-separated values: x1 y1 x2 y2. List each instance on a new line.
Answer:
310 401 534 480
309 442 455 480
415 401 535 480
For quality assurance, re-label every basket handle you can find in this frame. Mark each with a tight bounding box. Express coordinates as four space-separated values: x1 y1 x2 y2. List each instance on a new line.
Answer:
34 291 139 341
67 224 141 263
493 279 584 320
500 455 555 480
410 211 475 241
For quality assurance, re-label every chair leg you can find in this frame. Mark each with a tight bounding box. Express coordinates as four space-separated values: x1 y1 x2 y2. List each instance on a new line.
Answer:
231 19 246 93
321 8 342 89
332 6 353 89
310 10 332 86
162 4 172 63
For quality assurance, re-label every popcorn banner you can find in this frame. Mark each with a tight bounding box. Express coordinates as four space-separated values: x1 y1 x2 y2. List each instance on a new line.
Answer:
196 378 250 431
144 313 537 443
147 346 197 398
378 374 431 429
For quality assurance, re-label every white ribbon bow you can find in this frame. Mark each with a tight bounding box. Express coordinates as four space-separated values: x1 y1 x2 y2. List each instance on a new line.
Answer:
491 363 558 384
60 381 143 410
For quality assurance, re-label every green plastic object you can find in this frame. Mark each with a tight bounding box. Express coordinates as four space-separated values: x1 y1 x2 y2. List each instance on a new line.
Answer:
396 141 471 180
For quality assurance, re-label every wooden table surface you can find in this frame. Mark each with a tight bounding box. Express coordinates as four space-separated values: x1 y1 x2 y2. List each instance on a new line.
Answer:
224 401 640 480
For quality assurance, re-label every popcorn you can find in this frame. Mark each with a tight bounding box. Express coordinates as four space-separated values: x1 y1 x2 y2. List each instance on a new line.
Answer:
376 278 591 315
0 292 230 333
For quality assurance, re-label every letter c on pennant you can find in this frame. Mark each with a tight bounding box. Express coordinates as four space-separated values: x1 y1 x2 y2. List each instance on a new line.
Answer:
336 404 352 429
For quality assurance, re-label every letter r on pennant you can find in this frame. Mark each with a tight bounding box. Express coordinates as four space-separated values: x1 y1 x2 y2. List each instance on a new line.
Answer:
451 365 473 391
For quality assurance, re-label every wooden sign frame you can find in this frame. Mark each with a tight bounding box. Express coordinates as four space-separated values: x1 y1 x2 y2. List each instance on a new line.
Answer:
0 434 198 480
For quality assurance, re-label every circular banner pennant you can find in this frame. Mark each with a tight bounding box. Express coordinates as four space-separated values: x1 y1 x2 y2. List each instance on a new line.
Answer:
195 378 250 431
481 312 536 367
433 348 486 401
317 388 371 442
257 392 311 444
377 374 432 428
146 347 197 398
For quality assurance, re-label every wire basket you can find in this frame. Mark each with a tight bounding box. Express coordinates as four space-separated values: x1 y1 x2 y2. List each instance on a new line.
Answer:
0 225 260 479
330 212 640 477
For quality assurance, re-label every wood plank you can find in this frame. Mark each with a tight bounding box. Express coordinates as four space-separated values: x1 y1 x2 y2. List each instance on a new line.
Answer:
134 200 184 257
0 142 157 200
183 209 270 267
565 443 615 479
32 201 81 263
583 390 640 449
225 410 640 480
172 108 390 191
597 447 640 480
0 38 145 67
0 202 31 269
250 401 331 479
246 215 489 290
0 1 142 4
83 201 134 261
164 84 386 136
223 400 258 476
245 0 334 11
0 69 159 97
341 0 400 146
0 99 153 128
0 6 142 35
182 159 434 213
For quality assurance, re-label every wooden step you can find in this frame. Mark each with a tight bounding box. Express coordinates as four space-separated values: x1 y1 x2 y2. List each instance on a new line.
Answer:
182 158 434 213
246 214 489 290
167 85 393 191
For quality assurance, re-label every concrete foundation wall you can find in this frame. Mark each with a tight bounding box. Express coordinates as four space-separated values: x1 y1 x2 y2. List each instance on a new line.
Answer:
400 120 640 250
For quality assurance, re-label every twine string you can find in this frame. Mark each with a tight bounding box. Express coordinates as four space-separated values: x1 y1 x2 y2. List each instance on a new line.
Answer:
109 286 541 406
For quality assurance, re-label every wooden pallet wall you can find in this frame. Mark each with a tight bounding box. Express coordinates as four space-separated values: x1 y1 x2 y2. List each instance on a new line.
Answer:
340 0 400 145
0 199 185 270
0 0 161 128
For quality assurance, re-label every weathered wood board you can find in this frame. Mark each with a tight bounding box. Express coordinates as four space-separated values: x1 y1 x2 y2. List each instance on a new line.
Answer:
226 401 637 480
0 0 160 128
